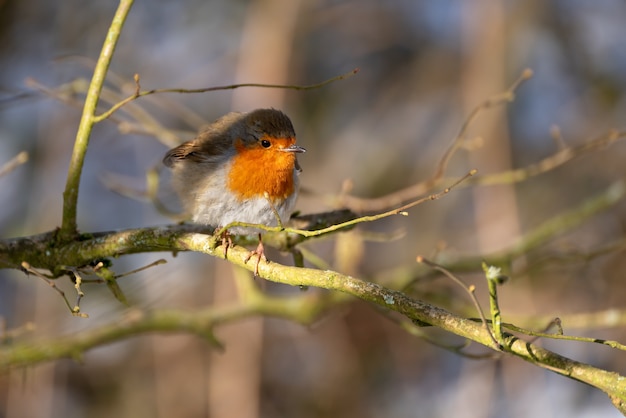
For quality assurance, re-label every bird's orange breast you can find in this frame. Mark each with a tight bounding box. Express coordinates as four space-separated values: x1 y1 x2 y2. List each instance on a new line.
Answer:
227 137 297 201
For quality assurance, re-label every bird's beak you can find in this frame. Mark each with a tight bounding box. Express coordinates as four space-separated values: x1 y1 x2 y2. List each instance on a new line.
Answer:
280 144 306 153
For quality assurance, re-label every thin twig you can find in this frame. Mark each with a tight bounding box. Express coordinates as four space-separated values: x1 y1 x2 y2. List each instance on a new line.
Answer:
525 317 563 344
391 315 500 360
21 262 88 318
93 68 360 123
114 258 167 279
264 192 284 229
389 178 626 288
482 262 505 348
504 322 626 352
473 129 626 186
334 69 533 212
434 69 533 184
0 152 28 177
416 256 500 349
216 169 476 238
60 266 88 317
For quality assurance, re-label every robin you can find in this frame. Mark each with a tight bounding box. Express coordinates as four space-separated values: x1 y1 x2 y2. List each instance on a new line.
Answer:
163 108 306 274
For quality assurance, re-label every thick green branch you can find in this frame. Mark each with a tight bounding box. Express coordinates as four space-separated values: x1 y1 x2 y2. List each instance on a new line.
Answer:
199 239 625 404
59 0 134 241
1 226 626 406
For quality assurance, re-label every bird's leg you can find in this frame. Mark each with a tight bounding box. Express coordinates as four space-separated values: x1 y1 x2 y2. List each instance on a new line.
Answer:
214 228 233 259
244 233 267 276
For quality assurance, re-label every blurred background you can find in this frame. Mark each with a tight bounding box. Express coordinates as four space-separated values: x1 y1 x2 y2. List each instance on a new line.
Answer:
2 1 626 417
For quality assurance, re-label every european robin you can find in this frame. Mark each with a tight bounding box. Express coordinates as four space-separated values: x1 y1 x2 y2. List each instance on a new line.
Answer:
163 108 306 274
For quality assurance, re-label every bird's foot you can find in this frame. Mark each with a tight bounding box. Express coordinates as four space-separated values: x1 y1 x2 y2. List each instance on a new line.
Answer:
214 228 233 259
244 234 267 276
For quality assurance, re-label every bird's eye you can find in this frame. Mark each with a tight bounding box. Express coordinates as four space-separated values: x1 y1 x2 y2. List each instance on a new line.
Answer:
261 139 271 148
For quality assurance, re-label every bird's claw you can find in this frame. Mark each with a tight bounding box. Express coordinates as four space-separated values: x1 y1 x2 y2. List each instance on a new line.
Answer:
214 228 233 259
244 235 266 276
